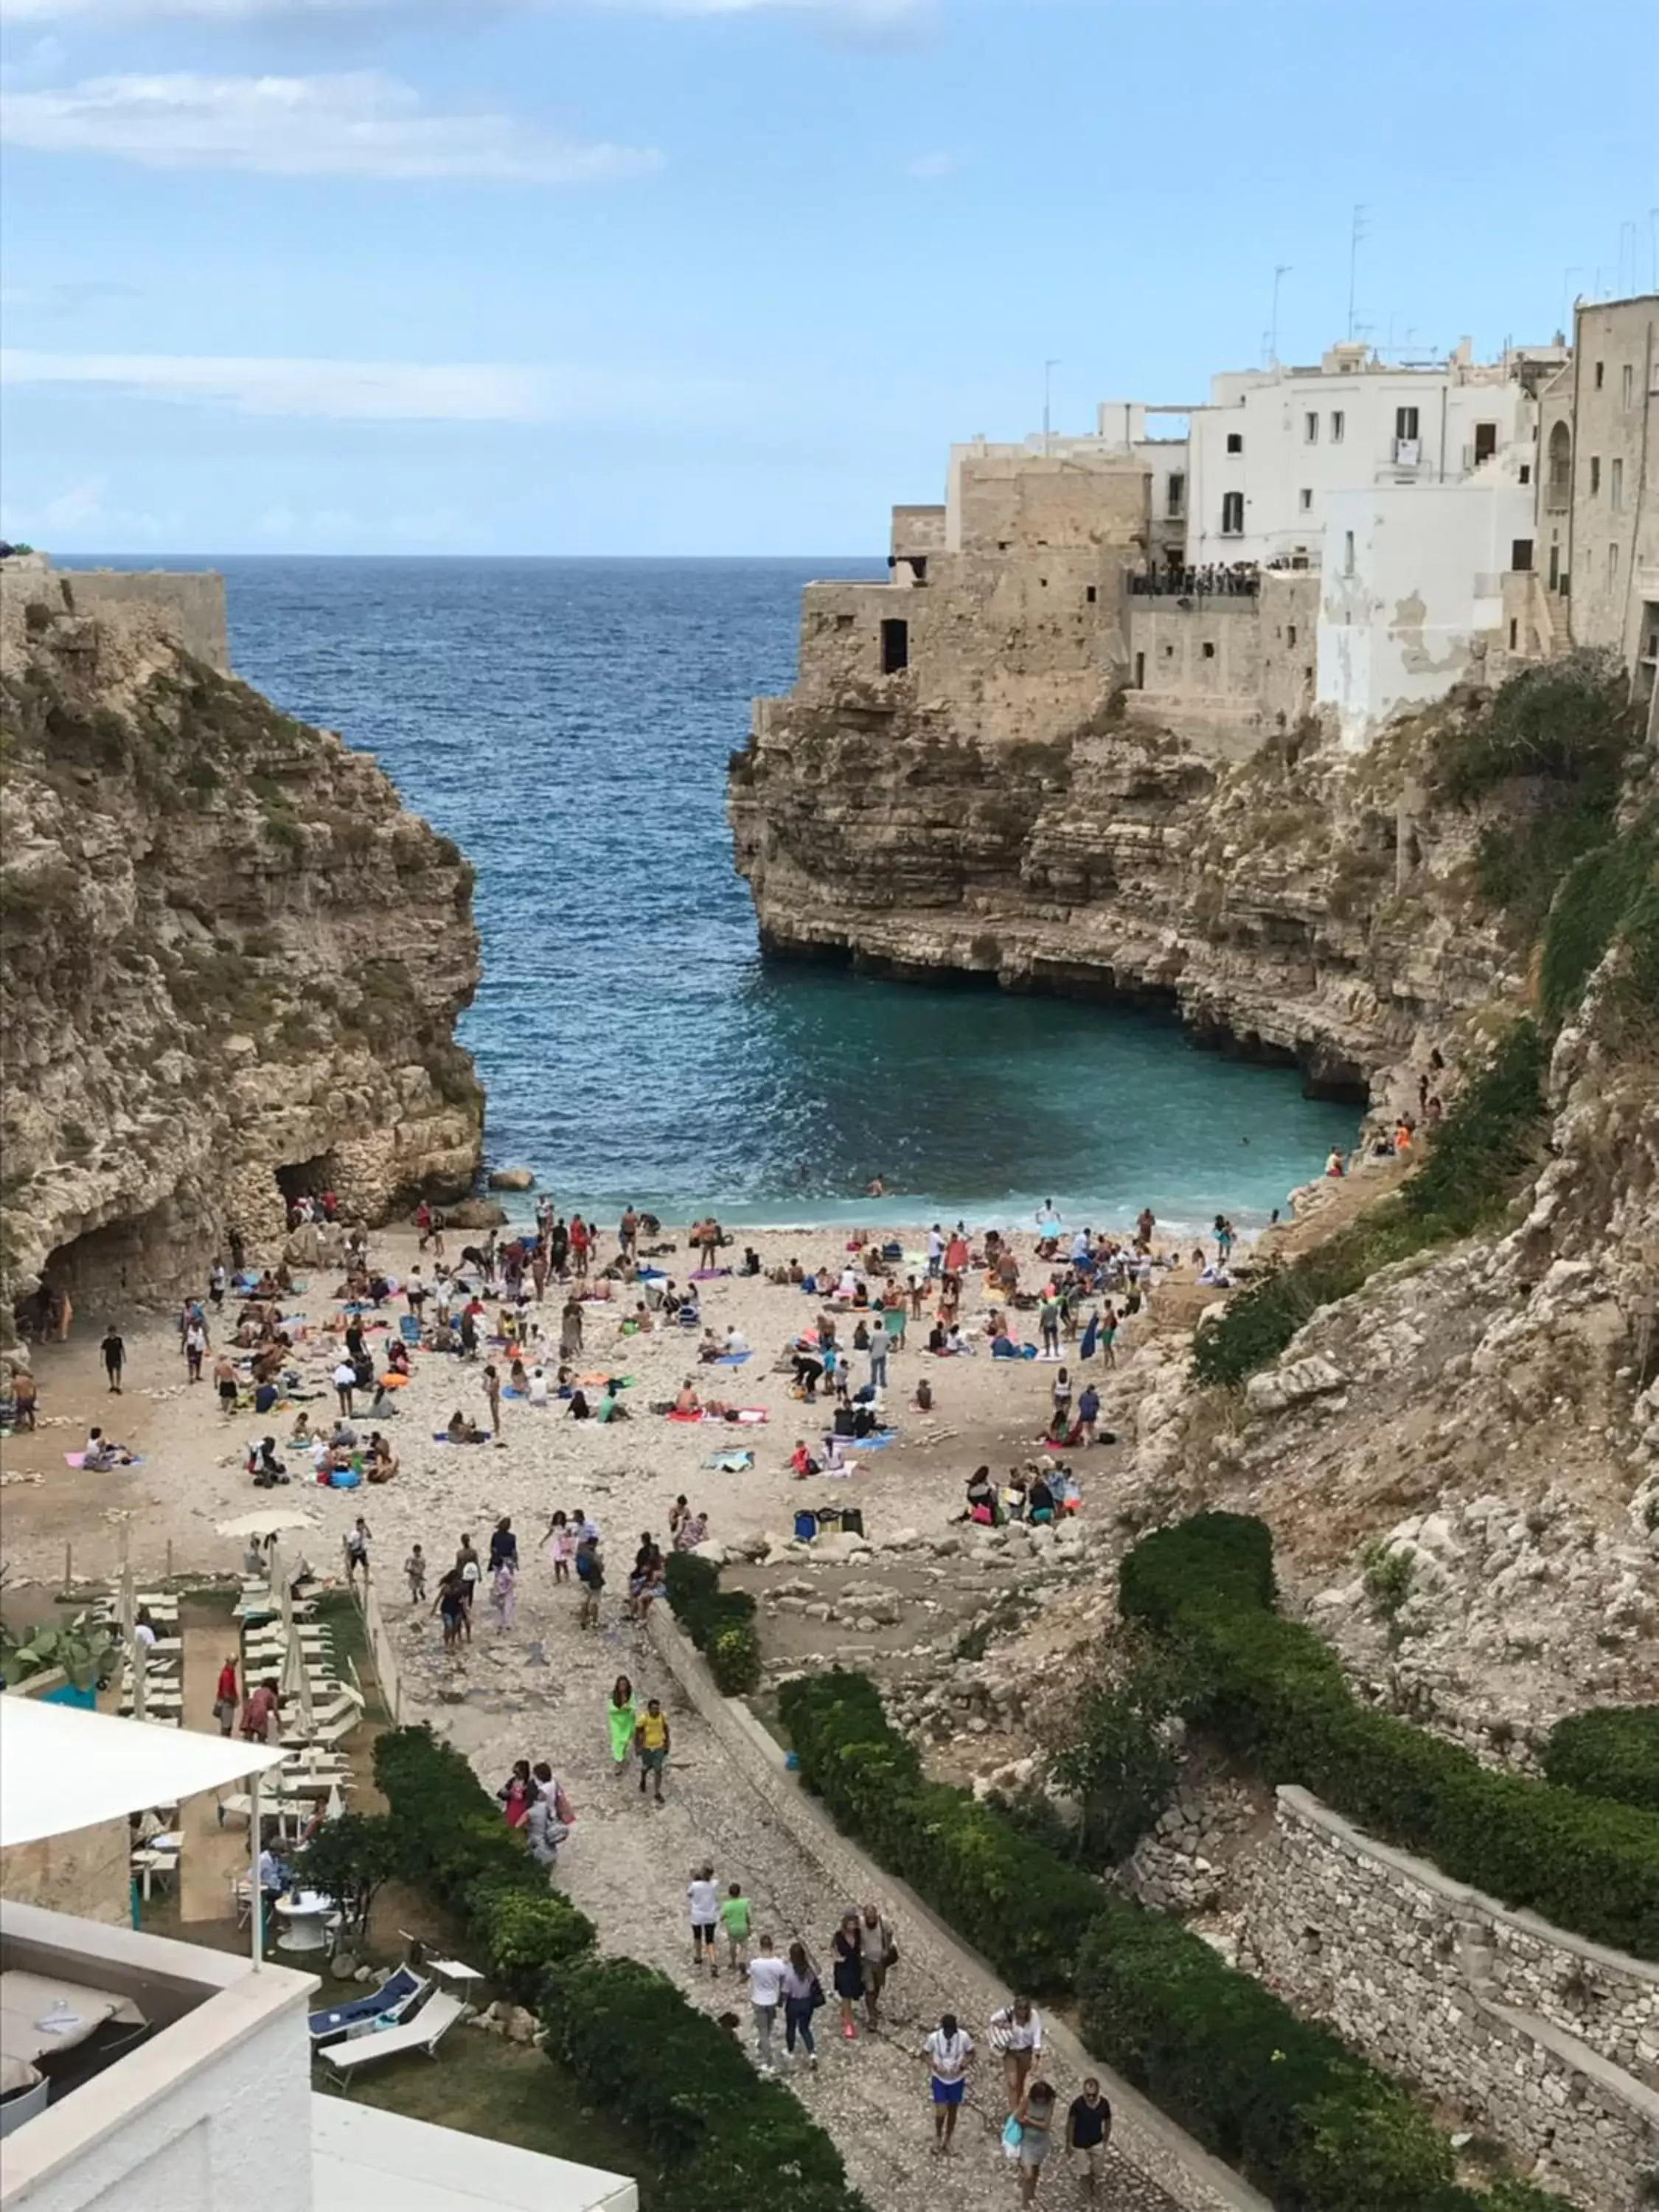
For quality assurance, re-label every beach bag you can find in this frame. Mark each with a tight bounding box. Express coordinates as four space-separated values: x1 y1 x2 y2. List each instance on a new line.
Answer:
807 1976 827 2012
1001 2118 1023 2162
832 1408 856 1436
553 1783 574 1826
793 1511 818 1543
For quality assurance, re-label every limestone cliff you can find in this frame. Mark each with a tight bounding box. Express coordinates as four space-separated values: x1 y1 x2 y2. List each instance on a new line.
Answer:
0 582 482 1319
729 695 1525 1099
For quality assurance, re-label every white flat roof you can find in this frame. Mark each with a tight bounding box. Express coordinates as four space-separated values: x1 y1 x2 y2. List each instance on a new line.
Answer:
312 2097 639 2212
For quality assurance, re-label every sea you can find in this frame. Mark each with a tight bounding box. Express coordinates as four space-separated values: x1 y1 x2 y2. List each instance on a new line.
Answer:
91 556 1357 1234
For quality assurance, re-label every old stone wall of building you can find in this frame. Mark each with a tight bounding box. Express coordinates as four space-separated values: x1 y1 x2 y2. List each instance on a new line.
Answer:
1237 1785 1659 2211
52 567 232 674
0 1680 131 1924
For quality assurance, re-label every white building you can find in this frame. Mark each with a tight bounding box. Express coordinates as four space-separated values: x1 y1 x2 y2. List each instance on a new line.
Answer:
1184 339 1564 570
1317 463 1537 749
1 1701 637 2212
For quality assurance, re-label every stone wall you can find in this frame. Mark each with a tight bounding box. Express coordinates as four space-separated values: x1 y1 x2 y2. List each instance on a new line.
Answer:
0 1678 132 1926
53 568 231 673
1238 1784 1659 2211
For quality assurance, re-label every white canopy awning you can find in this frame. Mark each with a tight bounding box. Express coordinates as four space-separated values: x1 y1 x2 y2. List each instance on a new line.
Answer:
0 1695 288 1848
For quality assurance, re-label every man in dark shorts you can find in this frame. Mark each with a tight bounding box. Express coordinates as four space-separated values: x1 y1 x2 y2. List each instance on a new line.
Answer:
1066 2076 1112 2197
635 1696 669 1802
214 1351 239 1414
100 1324 125 1394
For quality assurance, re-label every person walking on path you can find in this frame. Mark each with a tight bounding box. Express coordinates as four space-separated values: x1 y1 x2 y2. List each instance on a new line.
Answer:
720 1882 751 1974
688 1864 720 1973
990 1995 1043 2110
344 1516 370 1589
1013 2079 1057 2202
1065 2077 1113 2200
575 1533 605 1630
100 1324 125 1394
746 1935 786 2074
560 1298 583 1360
435 1569 467 1652
184 1312 209 1383
405 1545 426 1602
923 2013 974 2157
634 1695 669 1802
212 1655 239 1735
781 1941 821 2068
490 1556 517 1630
831 1910 865 2042
859 1902 897 2029
606 1675 636 1778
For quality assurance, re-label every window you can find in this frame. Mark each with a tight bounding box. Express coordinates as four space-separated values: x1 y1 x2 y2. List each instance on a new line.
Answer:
1286 624 1298 647
1548 543 1560 591
910 554 928 583
880 618 908 675
1594 361 1604 389
1133 651 1145 688
1624 364 1635 408
1520 463 1531 485
1226 432 1243 455
1610 459 1624 512
1343 530 1355 576
834 613 854 631
1330 411 1345 443
1166 471 1186 518
1395 405 1420 441
1085 584 1097 604
1590 456 1601 495
1304 411 1318 443
1473 422 1498 465
1608 544 1621 587
1221 490 1245 535
1509 619 1518 650
1201 641 1216 660
1298 487 1312 512
1511 539 1533 573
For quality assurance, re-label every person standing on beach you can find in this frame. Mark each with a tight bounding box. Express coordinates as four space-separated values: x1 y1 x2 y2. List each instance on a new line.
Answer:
575 1533 605 1629
100 1324 125 1394
184 1310 209 1383
831 1911 865 2041
635 1695 669 1801
482 1363 502 1436
924 2014 974 2155
209 1257 227 1311
560 1298 583 1360
406 1544 426 1601
607 1674 636 1776
619 1206 639 1263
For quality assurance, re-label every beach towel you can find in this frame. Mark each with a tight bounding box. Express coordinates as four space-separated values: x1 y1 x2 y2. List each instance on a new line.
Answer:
714 1352 751 1366
431 1432 493 1446
702 1450 755 1472
64 1452 144 1468
667 1408 770 1426
855 1432 899 1451
689 1267 731 1280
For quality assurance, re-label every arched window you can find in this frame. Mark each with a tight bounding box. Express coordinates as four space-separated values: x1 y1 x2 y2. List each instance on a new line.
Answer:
1546 421 1572 511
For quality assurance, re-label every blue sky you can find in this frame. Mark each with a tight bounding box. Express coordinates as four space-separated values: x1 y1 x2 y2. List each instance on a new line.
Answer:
1 0 1655 555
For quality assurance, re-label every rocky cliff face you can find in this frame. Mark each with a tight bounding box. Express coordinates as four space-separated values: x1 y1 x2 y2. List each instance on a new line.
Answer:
728 698 1521 1099
0 585 482 1318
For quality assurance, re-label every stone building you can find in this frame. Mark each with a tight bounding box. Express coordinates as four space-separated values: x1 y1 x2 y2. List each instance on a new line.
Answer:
1534 292 1659 733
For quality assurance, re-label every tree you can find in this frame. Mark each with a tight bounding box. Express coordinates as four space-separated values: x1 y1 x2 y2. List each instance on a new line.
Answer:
296 1812 401 1949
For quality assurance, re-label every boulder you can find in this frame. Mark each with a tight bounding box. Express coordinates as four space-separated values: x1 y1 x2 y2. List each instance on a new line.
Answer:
446 1197 509 1230
691 1539 728 1565
1245 1354 1348 1415
487 1165 535 1191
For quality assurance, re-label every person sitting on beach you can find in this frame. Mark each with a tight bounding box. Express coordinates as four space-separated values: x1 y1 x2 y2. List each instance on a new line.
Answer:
594 1381 630 1423
739 1247 762 1277
527 1367 551 1408
509 1356 529 1391
927 1321 948 1354
1029 1471 1057 1525
697 1329 722 1364
364 1432 398 1483
675 1510 708 1550
675 1379 703 1417
566 1390 592 1422
964 1467 998 1525
724 1324 748 1355
789 1438 821 1480
913 1376 933 1413
82 1426 133 1469
447 1408 488 1443
1003 1471 1029 1521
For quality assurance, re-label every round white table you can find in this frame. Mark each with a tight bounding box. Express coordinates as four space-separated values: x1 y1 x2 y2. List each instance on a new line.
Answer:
273 1891 335 1953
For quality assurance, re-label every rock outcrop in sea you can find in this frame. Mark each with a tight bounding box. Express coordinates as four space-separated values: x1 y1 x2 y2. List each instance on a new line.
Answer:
0 575 482 1324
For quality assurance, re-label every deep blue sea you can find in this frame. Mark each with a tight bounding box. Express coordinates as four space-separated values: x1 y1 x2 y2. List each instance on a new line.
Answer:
93 557 1356 1231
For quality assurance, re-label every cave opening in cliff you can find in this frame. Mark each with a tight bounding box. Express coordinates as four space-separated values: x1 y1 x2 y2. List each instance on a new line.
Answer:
29 1200 198 1329
276 1154 343 1211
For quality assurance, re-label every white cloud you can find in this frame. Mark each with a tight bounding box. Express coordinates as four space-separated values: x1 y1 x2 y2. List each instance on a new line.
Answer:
905 149 954 179
0 348 730 422
0 70 664 182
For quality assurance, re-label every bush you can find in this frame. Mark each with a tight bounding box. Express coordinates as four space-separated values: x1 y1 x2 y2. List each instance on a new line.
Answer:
782 1673 1571 2212
1119 1520 1659 1959
1543 1705 1659 1815
1192 1023 1546 1388
779 1671 1101 1993
664 1548 761 1694
372 1728 864 2211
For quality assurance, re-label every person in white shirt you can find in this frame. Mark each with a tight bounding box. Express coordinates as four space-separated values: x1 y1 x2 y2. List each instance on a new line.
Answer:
687 1863 721 1973
924 2011 975 2153
527 1367 550 1408
745 1935 787 2073
724 1325 748 1354
990 1994 1043 2107
132 1609 158 1650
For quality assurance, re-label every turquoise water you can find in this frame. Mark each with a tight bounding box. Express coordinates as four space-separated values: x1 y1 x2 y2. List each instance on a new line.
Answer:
101 557 1357 1232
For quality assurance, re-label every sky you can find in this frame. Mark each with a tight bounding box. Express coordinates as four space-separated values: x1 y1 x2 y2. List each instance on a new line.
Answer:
1 0 1655 556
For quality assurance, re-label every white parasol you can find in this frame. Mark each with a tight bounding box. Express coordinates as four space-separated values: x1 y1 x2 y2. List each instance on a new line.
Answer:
324 1782 345 1822
116 1551 136 1648
281 1620 315 1733
216 1509 318 1540
130 1632 149 1722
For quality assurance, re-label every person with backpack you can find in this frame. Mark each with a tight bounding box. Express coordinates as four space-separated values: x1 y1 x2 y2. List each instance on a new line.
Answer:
574 1533 604 1628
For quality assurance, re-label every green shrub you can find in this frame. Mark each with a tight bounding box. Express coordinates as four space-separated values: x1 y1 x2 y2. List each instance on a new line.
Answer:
779 1671 1100 1993
1119 1519 1659 1958
1192 1023 1546 1388
372 1727 864 2212
664 1549 761 1695
541 1952 858 2210
1542 1705 1659 1815
782 1672 1571 2212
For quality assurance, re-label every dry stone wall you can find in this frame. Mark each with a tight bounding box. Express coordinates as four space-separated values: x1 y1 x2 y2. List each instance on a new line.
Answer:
1237 1785 1659 2211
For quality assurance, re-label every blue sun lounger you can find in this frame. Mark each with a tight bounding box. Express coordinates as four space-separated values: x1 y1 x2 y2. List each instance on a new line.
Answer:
308 1966 428 2050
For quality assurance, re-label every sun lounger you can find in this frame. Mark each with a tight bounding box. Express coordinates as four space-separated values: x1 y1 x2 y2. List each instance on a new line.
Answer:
320 1992 465 2084
308 1966 428 2049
